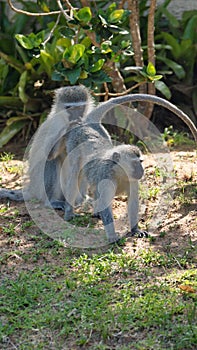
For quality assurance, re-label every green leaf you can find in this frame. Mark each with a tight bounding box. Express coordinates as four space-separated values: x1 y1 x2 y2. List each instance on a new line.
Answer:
0 59 9 90
80 70 88 79
161 32 181 59
0 120 27 147
65 67 81 84
64 44 85 64
91 71 112 84
15 32 44 49
37 0 50 12
0 96 23 108
51 71 64 82
59 27 76 38
75 7 92 23
183 15 197 43
56 38 71 48
101 41 112 54
157 56 185 79
90 59 105 73
192 88 197 115
148 74 163 81
180 39 193 55
81 37 92 48
0 51 24 73
155 80 171 99
108 9 124 23
18 71 28 104
40 50 54 76
162 8 179 28
146 62 156 76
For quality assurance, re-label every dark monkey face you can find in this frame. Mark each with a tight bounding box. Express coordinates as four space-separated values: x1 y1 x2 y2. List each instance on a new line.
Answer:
130 157 144 180
114 146 144 181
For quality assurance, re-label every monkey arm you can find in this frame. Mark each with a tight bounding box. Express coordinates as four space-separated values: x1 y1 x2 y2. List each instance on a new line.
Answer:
99 207 119 243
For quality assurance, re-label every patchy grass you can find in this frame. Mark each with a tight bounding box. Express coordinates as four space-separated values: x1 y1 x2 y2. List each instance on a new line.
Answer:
0 146 196 349
0 244 196 349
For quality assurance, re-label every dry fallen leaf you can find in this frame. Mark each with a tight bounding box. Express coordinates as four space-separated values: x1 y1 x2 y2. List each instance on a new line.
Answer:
179 285 196 293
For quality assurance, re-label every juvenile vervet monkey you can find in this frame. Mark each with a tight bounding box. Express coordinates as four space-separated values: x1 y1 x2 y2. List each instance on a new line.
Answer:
0 85 111 207
81 144 145 242
49 119 146 243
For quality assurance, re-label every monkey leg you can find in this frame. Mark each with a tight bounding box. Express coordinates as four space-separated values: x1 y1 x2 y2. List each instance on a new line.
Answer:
50 200 65 210
61 160 81 221
127 181 148 238
94 179 119 243
99 206 119 243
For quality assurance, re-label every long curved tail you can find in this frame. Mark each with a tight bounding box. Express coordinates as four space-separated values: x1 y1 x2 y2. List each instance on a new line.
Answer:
86 94 197 143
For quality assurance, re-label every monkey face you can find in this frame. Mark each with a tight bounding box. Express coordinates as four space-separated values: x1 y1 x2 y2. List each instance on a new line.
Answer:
119 152 144 180
130 158 144 180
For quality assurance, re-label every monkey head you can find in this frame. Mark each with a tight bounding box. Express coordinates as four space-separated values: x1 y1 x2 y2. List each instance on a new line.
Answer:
112 145 144 180
53 85 94 119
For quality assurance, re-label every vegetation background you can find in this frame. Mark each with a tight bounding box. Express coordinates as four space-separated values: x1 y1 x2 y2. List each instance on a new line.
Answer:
0 1 196 349
0 0 197 146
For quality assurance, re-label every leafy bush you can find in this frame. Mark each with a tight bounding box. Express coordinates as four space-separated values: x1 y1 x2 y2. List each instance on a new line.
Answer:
154 3 197 120
0 0 196 146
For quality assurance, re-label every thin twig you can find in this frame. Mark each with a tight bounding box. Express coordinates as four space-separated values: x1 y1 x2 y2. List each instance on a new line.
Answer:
43 13 61 46
93 81 145 97
103 83 109 101
7 0 60 16
63 0 75 10
57 0 73 20
146 0 157 119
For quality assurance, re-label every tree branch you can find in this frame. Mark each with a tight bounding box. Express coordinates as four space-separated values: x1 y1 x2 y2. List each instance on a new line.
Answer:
128 0 147 112
43 13 61 46
146 0 157 119
128 0 144 68
7 0 73 21
57 0 73 20
7 0 60 16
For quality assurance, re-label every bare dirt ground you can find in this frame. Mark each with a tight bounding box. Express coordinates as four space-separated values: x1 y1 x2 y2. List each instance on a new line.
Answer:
0 144 196 264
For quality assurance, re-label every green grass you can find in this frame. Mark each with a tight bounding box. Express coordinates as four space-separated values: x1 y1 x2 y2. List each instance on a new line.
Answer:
0 242 196 350
0 147 196 349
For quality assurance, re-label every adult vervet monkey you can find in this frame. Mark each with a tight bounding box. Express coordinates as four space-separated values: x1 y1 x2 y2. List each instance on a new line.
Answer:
0 85 111 207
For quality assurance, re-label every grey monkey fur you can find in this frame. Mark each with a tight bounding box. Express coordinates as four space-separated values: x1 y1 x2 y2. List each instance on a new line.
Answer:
82 144 145 242
26 85 109 207
0 85 111 207
51 119 145 243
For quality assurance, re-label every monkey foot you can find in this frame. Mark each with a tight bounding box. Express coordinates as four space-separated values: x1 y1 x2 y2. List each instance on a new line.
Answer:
50 200 65 210
126 230 149 238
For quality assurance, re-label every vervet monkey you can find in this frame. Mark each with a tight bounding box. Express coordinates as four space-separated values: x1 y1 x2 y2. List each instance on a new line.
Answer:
49 119 146 243
1 86 196 240
0 85 111 207
82 144 145 242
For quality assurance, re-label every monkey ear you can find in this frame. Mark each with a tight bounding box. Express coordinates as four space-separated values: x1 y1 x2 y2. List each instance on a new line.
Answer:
112 152 120 163
48 136 66 160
